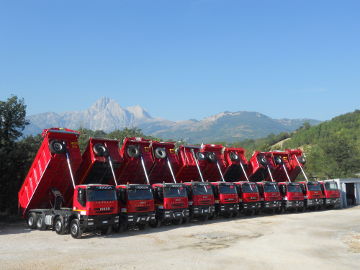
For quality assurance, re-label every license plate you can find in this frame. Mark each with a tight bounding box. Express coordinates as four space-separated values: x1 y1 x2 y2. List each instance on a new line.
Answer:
229 208 233 210
102 220 108 224
204 210 208 213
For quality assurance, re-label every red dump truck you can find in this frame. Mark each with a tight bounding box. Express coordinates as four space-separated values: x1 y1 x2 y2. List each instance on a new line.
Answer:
256 182 282 213
124 139 190 227
18 128 119 238
270 152 305 212
223 147 249 181
176 146 215 220
319 181 340 208
234 181 261 215
299 181 325 210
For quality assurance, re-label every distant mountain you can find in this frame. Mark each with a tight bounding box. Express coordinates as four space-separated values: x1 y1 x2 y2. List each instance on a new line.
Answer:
25 97 320 143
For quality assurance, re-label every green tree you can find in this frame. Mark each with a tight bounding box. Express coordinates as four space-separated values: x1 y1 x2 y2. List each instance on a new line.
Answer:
0 96 29 214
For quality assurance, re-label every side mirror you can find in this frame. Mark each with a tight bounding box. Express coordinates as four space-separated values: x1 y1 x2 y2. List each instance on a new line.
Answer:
78 188 86 207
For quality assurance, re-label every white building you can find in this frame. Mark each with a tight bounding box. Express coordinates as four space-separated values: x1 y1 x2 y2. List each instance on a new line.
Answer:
325 178 360 208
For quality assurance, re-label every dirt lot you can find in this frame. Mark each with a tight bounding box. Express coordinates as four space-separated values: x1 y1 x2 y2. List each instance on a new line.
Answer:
1 207 360 270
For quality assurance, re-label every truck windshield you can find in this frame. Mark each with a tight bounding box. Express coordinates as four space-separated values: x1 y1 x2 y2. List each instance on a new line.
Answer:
164 187 187 198
242 183 258 193
287 184 302 193
307 183 322 191
264 184 279 193
127 189 153 200
325 182 338 190
219 185 237 194
87 189 116 201
193 185 213 195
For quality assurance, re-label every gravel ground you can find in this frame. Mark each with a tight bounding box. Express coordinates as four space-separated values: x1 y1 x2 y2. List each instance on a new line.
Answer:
1 206 360 270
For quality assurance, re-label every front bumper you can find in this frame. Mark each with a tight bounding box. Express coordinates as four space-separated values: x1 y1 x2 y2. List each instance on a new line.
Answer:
283 200 304 209
124 212 156 224
191 205 215 217
325 198 340 206
242 202 261 210
82 214 119 231
218 203 239 213
262 200 282 209
306 198 324 207
158 208 190 221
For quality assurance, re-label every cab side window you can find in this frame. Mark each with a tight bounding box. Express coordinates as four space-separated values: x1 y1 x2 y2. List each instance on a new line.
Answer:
77 188 86 207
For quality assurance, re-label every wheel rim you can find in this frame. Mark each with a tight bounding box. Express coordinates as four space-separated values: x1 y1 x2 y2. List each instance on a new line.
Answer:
28 216 34 226
37 217 42 228
71 223 78 235
55 220 62 232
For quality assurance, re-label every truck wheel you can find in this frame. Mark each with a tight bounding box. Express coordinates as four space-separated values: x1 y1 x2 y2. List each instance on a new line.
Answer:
200 215 209 222
27 212 38 229
149 219 161 228
182 217 190 224
54 217 66 235
70 219 83 239
172 219 182 225
100 226 112 235
36 214 47 230
138 223 147 230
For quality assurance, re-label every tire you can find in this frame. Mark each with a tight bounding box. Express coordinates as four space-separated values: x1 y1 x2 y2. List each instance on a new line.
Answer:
229 152 239 161
182 217 190 224
274 157 282 165
258 156 267 166
93 143 108 157
149 219 161 228
27 212 38 229
100 226 112 235
36 214 46 230
54 216 66 235
127 145 140 158
138 223 147 230
172 219 182 225
298 156 306 164
206 152 217 162
154 147 167 159
70 219 83 239
49 140 66 154
196 152 206 161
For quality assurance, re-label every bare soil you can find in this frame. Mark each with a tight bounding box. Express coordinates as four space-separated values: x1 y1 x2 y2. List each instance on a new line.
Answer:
1 206 360 270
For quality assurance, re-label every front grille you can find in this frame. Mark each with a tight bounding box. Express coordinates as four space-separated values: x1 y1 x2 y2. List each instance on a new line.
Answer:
136 206 150 212
172 203 185 208
198 200 211 205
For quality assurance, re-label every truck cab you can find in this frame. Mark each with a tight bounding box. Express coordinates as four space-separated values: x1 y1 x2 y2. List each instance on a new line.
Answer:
211 182 239 218
151 183 189 226
184 181 215 221
278 182 305 212
256 182 282 213
299 181 325 210
234 181 261 215
319 181 340 208
116 184 155 230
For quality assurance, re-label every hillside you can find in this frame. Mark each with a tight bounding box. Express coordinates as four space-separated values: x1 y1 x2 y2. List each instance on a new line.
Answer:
234 110 360 180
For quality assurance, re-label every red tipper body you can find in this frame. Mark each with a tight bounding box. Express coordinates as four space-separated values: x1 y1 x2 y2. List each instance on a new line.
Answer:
72 184 118 216
223 147 248 181
270 151 292 182
248 151 276 182
199 144 226 182
176 146 202 182
286 149 306 181
118 137 154 184
18 128 82 217
149 141 180 183
76 138 122 185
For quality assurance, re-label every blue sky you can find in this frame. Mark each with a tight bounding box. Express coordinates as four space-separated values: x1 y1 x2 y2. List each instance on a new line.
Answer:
1 0 359 121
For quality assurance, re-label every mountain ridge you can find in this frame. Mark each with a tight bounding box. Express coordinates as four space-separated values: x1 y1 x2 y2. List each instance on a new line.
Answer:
25 97 320 143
